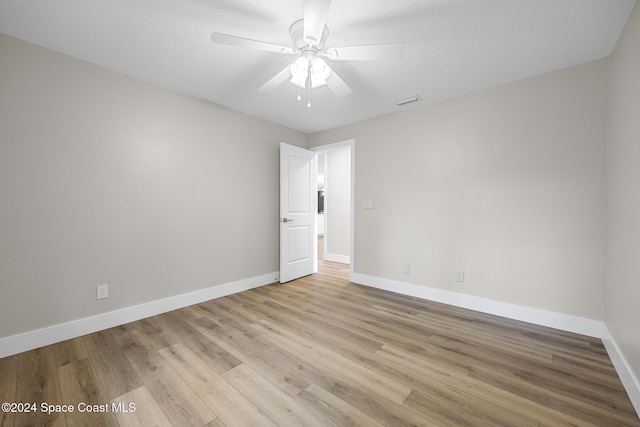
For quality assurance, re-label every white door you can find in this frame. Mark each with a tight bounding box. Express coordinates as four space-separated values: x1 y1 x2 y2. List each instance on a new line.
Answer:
280 142 317 283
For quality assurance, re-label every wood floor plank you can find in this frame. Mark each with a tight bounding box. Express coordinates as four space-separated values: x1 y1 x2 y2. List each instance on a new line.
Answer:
254 298 385 354
57 358 117 427
15 346 66 427
415 311 556 365
259 286 439 359
403 387 538 427
203 418 227 427
253 319 412 406
614 394 640 420
187 315 311 397
109 325 216 426
469 362 639 426
159 343 278 427
0 354 18 427
222 363 325 426
195 299 261 338
429 327 626 410
52 338 88 368
376 344 593 427
82 328 143 400
111 327 215 426
295 383 387 427
256 288 476 375
155 309 242 374
475 354 624 413
255 325 436 426
111 386 172 427
552 353 625 390
132 316 180 351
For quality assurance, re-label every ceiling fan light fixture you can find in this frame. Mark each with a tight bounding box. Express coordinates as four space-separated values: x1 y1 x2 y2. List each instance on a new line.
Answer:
311 77 327 88
290 57 309 88
290 74 308 89
290 56 332 89
310 57 331 88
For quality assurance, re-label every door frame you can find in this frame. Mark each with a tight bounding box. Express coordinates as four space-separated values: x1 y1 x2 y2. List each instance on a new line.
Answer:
310 139 355 281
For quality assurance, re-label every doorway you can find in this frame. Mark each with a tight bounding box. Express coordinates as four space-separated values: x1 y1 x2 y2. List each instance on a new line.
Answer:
311 139 355 280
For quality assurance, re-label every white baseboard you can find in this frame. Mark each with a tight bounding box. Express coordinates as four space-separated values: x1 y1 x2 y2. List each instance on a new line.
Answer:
351 273 603 338
602 326 640 417
0 272 279 359
324 253 350 264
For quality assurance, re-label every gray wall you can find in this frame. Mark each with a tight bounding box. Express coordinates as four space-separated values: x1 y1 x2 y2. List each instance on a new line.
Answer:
0 33 307 339
310 59 607 320
606 2 640 394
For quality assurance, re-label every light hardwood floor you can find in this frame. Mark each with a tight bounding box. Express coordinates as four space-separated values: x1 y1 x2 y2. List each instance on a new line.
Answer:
1 238 639 426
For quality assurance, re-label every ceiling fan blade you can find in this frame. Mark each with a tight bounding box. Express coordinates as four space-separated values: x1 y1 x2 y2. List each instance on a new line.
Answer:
258 66 292 92
327 42 405 61
303 0 332 46
211 32 294 55
326 70 352 98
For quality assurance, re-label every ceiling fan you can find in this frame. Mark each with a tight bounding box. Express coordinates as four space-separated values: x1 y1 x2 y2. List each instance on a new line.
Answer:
210 0 405 107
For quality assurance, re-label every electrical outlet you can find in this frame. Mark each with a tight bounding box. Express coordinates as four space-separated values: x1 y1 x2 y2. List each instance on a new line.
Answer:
456 271 465 283
403 264 411 274
96 284 109 300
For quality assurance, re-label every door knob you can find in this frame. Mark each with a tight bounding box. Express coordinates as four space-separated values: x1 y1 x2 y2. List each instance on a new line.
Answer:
280 217 294 223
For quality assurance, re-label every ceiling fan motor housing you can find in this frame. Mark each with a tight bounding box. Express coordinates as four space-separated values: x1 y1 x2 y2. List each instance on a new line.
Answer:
290 19 329 50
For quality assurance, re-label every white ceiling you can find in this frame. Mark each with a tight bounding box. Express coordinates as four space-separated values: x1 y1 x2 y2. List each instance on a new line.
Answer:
0 0 635 133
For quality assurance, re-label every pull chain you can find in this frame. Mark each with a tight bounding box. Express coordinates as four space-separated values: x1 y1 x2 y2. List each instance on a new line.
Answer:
307 65 312 108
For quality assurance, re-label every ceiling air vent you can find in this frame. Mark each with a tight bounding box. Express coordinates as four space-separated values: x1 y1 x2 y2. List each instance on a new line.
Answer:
394 95 422 107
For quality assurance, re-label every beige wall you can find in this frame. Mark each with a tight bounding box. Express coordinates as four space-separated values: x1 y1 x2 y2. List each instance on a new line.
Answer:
606 2 640 390
0 33 307 339
310 59 608 320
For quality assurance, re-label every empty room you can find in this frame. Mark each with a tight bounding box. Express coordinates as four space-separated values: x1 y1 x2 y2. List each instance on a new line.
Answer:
1 1 639 426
